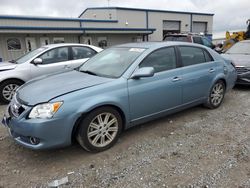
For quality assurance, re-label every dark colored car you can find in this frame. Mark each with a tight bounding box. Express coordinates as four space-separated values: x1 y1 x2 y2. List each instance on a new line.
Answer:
164 33 215 49
222 40 250 85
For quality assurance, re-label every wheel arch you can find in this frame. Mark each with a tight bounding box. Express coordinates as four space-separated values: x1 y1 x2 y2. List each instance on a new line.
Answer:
71 104 127 142
211 74 227 91
0 78 25 85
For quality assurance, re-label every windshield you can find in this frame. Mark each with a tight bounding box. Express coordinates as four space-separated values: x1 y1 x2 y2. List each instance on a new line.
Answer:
14 47 48 64
79 47 145 78
226 42 250 54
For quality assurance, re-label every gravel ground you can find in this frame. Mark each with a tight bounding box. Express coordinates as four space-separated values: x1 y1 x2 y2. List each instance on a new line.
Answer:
0 86 249 188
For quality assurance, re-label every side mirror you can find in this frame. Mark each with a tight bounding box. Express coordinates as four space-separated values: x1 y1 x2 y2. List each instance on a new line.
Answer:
33 58 43 65
131 67 154 79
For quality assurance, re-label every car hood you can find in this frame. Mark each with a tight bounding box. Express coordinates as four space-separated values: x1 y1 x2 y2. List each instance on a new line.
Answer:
17 70 113 106
0 61 17 71
222 54 250 67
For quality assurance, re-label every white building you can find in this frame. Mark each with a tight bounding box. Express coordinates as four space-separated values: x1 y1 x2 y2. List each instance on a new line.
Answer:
0 7 213 61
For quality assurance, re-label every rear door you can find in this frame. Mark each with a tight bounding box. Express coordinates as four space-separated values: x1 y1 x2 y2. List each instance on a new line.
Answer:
178 46 215 104
128 47 182 121
70 46 97 68
30 46 71 78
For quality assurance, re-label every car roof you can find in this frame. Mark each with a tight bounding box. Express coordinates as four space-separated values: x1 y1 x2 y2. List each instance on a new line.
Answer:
42 43 103 52
114 41 207 50
165 33 202 37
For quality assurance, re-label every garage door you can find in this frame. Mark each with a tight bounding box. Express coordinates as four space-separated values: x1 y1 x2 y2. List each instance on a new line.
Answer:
192 22 207 33
163 21 180 31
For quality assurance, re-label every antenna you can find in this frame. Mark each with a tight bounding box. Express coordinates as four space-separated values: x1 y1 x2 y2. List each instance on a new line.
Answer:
107 0 110 7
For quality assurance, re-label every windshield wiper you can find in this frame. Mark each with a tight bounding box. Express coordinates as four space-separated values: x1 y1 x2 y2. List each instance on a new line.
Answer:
80 70 97 76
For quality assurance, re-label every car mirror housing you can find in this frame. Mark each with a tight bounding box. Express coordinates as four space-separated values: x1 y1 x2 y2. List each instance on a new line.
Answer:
131 67 154 79
33 58 43 65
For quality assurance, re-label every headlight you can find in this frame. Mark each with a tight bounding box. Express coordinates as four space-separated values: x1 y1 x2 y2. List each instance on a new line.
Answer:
29 102 63 119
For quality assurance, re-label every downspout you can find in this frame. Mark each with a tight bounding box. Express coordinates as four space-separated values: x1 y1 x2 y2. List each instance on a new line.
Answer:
78 20 85 43
146 10 149 41
190 13 193 33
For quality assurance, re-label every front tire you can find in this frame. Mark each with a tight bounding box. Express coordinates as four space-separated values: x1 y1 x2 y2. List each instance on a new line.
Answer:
0 80 23 104
204 80 225 109
76 107 122 152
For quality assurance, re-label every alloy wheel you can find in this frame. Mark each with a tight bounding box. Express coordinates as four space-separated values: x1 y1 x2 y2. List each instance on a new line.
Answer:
2 84 19 101
87 112 119 148
210 82 224 106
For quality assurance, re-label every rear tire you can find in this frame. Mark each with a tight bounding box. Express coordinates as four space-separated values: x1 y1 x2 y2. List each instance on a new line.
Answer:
0 80 23 104
76 107 122 152
204 80 225 109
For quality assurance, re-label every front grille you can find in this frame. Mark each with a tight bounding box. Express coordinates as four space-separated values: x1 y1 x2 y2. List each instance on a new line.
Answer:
236 67 249 74
9 95 27 118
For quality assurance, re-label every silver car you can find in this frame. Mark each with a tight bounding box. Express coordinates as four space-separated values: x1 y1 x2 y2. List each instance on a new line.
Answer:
0 43 102 103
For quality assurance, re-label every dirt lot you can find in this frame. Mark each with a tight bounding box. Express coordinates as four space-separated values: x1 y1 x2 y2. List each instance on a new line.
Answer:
0 86 250 188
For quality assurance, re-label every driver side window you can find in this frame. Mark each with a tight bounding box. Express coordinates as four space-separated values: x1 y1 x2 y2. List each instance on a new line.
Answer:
139 47 177 73
38 47 69 64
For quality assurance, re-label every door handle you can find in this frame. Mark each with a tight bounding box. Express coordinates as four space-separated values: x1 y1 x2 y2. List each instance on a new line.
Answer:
172 76 182 82
209 68 215 73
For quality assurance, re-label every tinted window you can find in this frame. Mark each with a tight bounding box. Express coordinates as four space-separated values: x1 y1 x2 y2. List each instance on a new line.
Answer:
38 47 69 64
72 46 96 60
204 50 213 62
164 36 189 42
202 37 213 48
140 47 176 73
193 37 203 44
179 46 206 66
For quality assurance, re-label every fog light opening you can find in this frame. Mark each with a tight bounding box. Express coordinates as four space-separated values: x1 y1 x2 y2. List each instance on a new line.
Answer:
29 137 40 145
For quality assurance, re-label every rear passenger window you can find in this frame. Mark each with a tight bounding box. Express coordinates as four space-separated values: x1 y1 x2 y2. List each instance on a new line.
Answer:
179 46 206 66
193 37 203 44
140 47 176 73
204 50 213 62
72 46 96 60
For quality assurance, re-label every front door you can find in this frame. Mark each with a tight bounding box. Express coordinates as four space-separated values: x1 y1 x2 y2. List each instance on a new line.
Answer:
128 47 182 122
30 46 71 79
25 37 37 52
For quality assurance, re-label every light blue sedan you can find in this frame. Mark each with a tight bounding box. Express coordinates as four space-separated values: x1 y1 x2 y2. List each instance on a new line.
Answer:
2 42 237 152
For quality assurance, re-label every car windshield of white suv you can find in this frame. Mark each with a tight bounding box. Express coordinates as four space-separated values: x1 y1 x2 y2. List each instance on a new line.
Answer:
10 47 48 64
79 47 145 78
226 42 250 55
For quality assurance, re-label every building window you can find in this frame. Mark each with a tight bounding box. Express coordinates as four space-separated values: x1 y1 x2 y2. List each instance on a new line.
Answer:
97 37 107 48
7 38 21 51
53 37 65 44
163 20 181 38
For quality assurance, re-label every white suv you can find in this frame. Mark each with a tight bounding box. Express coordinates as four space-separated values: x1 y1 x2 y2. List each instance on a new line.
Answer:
0 43 102 103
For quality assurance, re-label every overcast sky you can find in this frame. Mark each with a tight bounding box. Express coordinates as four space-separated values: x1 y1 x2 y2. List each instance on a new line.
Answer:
0 0 249 37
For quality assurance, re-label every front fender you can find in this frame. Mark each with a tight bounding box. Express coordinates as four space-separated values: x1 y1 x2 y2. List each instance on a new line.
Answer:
75 96 130 126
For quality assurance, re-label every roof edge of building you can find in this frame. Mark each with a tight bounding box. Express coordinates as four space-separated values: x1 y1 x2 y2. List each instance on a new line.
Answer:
79 6 214 18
